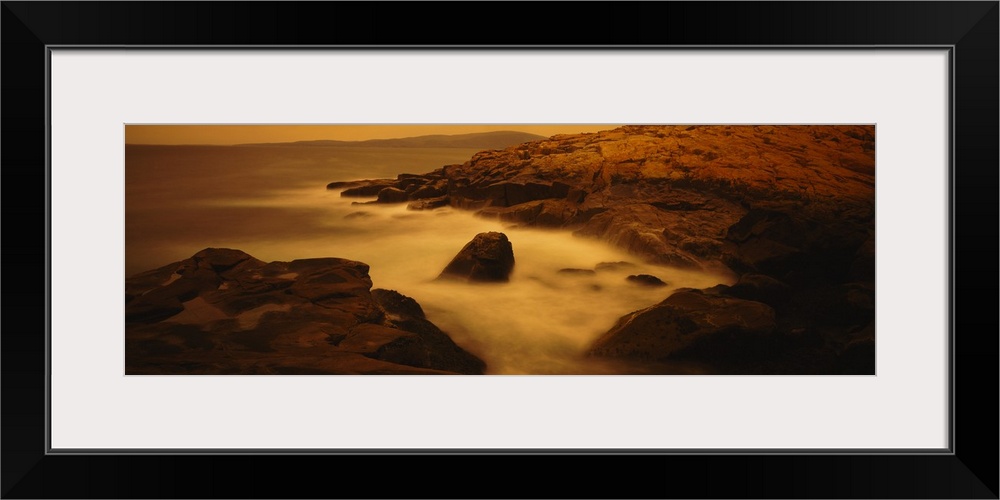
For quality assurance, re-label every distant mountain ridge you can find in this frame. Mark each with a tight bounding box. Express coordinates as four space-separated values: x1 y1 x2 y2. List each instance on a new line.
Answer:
238 131 548 149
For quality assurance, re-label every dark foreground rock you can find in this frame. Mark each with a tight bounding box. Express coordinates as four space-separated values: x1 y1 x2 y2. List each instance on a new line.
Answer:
438 232 515 282
723 274 792 306
589 285 875 374
125 248 485 375
590 289 776 368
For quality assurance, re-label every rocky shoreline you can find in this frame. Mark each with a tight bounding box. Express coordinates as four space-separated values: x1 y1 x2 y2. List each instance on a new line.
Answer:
125 248 485 375
328 125 876 374
125 126 875 375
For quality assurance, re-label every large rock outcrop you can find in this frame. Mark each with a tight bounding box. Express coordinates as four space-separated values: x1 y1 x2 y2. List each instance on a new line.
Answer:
329 125 874 275
125 248 485 375
437 232 515 282
328 125 876 374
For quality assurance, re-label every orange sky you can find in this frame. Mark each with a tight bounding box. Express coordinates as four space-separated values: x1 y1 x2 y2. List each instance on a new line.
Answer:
125 125 620 145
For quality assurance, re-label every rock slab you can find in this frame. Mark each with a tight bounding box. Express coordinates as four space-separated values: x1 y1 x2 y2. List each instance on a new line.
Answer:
125 248 485 375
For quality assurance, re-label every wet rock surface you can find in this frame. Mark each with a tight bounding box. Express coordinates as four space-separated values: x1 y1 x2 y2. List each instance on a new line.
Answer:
126 248 485 375
437 232 516 283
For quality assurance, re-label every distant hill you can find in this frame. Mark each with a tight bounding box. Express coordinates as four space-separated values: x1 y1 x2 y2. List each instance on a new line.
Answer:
238 131 548 150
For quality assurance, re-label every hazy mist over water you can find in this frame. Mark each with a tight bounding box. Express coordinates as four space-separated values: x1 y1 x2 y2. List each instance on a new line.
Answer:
126 145 735 374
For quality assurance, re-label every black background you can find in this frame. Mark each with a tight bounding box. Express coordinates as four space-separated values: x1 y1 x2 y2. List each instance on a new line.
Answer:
3 2 997 498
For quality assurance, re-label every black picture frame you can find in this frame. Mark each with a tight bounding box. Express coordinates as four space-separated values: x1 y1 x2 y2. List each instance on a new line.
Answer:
3 2 997 498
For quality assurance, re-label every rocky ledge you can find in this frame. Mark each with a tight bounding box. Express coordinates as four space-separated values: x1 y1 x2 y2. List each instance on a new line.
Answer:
125 248 485 375
329 125 874 273
328 125 876 374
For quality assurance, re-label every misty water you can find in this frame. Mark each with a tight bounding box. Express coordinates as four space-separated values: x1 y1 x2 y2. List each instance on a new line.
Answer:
127 145 735 374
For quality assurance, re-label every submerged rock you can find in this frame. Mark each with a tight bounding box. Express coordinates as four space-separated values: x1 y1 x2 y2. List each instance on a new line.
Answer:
125 248 485 375
339 179 397 197
438 232 515 283
407 196 450 211
594 261 636 272
626 274 667 287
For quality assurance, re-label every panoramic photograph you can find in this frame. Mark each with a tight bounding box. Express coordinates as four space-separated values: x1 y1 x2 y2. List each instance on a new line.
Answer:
125 124 876 375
